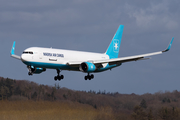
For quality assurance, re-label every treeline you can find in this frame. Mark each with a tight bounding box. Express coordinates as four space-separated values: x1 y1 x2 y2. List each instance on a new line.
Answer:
1 76 180 120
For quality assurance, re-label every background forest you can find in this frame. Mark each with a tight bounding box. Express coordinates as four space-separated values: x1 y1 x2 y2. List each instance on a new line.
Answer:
0 76 180 120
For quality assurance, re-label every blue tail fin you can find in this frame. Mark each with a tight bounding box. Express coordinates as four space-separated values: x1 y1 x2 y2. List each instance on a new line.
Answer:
105 25 124 59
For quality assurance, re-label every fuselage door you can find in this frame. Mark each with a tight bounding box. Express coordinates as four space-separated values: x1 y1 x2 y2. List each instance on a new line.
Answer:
39 51 43 59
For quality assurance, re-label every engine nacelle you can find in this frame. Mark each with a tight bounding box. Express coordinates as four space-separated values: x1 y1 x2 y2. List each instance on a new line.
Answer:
28 66 46 75
29 66 46 74
79 62 96 72
33 67 46 74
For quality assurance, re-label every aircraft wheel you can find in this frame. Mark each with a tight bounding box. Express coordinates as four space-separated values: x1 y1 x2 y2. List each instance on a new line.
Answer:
55 69 64 81
54 76 57 81
28 72 33 76
57 76 61 80
85 76 88 80
61 75 64 79
85 74 94 80
91 74 94 79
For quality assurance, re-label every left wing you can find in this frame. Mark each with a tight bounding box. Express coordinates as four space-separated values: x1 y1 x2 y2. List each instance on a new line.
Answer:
10 41 21 60
67 37 174 66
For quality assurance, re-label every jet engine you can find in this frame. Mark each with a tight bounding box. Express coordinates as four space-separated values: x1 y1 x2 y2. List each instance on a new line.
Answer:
33 67 46 74
28 66 46 75
79 62 96 72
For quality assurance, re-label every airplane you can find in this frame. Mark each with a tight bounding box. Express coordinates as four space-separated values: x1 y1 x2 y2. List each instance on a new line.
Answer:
10 25 174 81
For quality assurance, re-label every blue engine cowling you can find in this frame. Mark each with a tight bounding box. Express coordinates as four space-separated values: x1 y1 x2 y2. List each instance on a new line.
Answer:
80 62 96 72
30 67 46 74
34 67 46 74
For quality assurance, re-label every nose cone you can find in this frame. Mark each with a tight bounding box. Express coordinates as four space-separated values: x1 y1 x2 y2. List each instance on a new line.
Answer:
21 54 25 61
21 54 31 62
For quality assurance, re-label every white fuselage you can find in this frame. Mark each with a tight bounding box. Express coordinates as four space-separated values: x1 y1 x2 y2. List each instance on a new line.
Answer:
21 47 110 71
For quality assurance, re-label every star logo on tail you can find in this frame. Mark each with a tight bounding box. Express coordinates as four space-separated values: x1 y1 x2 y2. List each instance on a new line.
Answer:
114 43 118 50
113 39 119 52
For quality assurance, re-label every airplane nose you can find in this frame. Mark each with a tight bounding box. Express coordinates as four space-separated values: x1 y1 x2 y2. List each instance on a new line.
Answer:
21 54 25 61
21 54 28 61
21 53 33 62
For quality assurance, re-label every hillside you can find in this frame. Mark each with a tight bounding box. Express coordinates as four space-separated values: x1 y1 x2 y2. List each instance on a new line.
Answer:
0 76 180 120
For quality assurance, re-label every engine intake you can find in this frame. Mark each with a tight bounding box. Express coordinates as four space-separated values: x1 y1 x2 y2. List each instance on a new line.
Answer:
79 62 96 72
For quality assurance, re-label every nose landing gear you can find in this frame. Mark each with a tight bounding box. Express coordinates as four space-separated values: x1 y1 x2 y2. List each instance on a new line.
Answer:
27 66 34 76
54 69 64 81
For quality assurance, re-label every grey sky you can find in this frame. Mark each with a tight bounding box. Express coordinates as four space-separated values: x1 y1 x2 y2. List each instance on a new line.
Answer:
0 0 179 94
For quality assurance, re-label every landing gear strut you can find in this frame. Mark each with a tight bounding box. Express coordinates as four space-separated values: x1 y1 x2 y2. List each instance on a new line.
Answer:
27 66 34 76
54 69 64 81
84 73 94 80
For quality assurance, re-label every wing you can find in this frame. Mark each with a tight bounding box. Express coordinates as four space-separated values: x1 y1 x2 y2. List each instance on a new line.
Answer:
67 37 174 67
10 41 21 60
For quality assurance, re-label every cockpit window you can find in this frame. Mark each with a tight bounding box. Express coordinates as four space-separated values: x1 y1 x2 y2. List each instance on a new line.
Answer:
23 51 28 54
29 52 33 54
23 51 33 54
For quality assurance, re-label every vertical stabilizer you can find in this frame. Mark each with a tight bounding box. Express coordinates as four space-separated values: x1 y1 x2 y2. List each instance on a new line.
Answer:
105 25 124 59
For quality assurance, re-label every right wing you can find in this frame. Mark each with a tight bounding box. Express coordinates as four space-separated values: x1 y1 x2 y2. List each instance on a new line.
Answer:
67 37 174 67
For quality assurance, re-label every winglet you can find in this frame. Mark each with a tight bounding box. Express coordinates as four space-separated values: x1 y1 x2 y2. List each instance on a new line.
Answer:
10 41 21 60
11 41 16 55
162 37 174 52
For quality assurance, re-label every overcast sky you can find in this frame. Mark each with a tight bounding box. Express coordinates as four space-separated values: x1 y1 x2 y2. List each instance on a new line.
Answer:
0 0 179 94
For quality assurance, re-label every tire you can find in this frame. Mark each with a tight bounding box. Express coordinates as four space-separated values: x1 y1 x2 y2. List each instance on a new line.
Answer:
57 76 61 80
85 76 87 80
61 75 64 79
28 72 32 76
91 74 94 79
54 76 57 81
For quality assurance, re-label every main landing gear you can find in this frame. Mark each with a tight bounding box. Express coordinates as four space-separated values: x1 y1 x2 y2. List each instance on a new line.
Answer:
54 69 64 81
84 73 94 80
